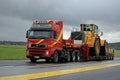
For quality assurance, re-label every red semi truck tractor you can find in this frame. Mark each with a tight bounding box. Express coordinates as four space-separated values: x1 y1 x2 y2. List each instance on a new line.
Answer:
26 20 82 63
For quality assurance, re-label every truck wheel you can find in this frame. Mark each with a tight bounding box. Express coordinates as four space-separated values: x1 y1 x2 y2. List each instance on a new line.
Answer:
30 58 36 63
65 52 71 62
71 51 76 62
94 40 100 56
76 51 81 62
53 51 59 63
45 58 50 63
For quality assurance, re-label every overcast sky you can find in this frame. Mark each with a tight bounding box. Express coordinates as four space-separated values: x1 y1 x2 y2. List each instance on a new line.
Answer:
0 0 120 43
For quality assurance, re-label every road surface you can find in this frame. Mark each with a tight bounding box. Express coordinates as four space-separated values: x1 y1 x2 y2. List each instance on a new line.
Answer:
0 57 120 80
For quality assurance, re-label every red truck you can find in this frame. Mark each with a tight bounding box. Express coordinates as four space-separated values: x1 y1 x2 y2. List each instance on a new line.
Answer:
26 20 114 63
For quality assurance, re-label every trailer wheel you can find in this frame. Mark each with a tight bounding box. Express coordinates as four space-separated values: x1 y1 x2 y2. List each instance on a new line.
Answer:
76 51 81 62
71 51 76 62
112 56 114 60
53 51 59 63
106 56 110 60
30 58 37 63
94 40 100 56
65 52 71 62
110 56 113 60
109 56 111 60
110 56 112 60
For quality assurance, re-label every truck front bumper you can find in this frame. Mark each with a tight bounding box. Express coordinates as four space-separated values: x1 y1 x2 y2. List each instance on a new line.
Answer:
26 49 51 59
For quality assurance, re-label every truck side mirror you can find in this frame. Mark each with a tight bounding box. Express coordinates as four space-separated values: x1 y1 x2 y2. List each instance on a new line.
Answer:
56 21 60 25
26 30 29 38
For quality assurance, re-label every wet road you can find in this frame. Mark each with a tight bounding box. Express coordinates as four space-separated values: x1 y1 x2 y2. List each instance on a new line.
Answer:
0 57 120 80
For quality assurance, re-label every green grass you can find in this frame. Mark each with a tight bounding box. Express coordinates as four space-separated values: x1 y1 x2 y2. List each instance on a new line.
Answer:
114 50 120 57
0 45 27 60
109 49 120 57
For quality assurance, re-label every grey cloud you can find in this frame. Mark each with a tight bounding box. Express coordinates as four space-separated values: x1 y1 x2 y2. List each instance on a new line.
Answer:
1 0 120 24
0 0 120 42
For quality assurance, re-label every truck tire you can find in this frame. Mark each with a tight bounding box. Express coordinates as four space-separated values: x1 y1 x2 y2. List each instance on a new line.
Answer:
45 58 50 63
30 58 37 63
94 40 100 56
53 51 59 63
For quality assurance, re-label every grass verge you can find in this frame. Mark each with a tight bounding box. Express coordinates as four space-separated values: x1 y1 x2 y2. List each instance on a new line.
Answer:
0 45 27 60
109 49 120 57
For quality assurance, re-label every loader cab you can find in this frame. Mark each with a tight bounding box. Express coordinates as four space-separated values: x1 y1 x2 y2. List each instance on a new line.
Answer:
81 24 99 33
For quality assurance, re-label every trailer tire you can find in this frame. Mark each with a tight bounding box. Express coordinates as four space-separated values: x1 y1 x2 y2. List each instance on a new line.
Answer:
53 51 59 63
65 52 71 62
112 56 114 60
110 56 112 60
109 56 111 60
76 51 81 62
71 51 76 62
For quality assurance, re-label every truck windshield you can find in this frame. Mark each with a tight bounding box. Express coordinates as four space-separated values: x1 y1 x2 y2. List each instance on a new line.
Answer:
28 30 51 39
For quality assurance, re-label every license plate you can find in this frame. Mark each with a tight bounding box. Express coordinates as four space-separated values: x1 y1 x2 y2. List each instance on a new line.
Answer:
34 56 39 59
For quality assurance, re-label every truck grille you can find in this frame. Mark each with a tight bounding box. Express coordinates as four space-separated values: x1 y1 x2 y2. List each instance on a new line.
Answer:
32 54 43 57
31 44 46 48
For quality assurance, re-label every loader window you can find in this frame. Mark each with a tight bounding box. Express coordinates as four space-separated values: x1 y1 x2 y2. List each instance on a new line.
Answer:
71 32 83 40
84 26 92 31
94 26 98 34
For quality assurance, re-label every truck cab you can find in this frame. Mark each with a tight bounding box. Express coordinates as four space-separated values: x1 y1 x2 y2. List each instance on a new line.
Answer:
26 20 63 62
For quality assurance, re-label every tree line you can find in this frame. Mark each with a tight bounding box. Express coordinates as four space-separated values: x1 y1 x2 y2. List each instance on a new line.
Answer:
0 41 25 45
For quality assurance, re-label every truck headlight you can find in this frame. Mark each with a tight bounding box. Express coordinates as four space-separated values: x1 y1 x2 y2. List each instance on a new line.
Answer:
46 51 49 56
28 43 31 48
